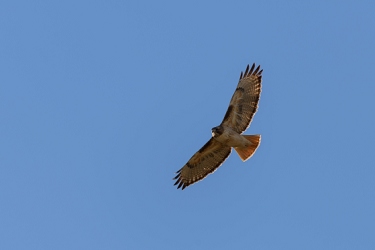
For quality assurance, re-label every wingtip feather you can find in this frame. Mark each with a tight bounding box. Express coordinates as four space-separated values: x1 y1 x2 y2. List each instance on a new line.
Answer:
254 65 260 74
244 64 250 76
248 63 255 75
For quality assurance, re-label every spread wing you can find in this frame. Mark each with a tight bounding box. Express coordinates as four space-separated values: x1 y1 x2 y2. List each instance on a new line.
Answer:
173 138 231 190
221 63 262 134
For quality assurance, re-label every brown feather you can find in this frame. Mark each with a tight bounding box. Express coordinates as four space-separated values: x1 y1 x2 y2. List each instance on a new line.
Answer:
220 63 262 134
234 134 261 161
174 138 231 190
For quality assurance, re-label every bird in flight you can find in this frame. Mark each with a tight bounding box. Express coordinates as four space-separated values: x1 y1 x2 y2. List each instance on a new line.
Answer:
173 63 262 190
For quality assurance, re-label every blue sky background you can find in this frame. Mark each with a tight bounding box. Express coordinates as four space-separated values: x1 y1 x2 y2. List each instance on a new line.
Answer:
1 1 375 249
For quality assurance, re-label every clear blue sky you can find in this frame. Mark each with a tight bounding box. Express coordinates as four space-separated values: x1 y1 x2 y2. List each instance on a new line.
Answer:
1 1 374 249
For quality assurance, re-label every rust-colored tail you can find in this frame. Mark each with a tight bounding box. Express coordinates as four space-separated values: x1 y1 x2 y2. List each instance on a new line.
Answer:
234 134 261 162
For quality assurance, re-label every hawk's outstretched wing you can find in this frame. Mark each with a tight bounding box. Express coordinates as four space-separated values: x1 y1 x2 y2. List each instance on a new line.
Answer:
173 138 231 190
221 63 262 134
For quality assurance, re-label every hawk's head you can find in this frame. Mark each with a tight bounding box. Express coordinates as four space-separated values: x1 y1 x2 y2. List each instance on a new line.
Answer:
211 126 224 138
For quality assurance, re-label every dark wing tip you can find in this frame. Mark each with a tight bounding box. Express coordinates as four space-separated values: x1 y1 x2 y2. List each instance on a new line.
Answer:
248 63 255 75
254 65 260 74
175 179 189 190
173 170 181 182
244 64 250 76
173 172 189 190
240 63 262 79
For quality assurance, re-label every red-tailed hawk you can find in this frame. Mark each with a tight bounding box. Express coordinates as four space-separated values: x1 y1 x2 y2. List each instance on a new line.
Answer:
173 63 262 190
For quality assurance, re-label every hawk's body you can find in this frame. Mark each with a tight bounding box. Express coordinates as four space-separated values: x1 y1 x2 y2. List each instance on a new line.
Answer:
174 63 262 190
212 126 251 148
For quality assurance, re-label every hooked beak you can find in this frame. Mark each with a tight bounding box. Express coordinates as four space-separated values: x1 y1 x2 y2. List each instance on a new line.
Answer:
211 127 217 137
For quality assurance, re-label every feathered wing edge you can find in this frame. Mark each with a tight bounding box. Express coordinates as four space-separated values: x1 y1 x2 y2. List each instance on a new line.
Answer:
221 63 263 134
173 139 232 190
239 63 263 81
173 150 231 190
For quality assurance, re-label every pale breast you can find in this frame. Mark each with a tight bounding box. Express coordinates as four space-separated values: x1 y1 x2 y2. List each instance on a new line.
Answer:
214 127 249 148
